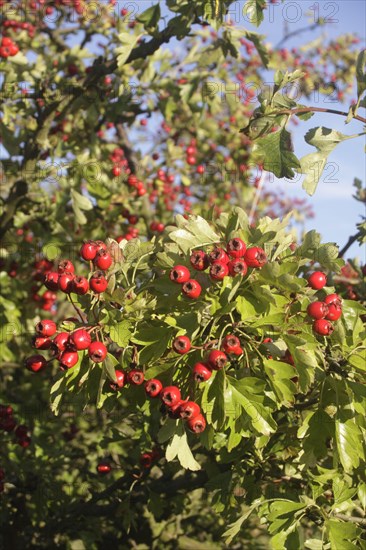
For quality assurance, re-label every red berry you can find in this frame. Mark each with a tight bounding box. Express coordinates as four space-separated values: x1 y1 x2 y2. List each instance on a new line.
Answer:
325 304 342 321
53 332 70 352
244 247 267 268
69 329 91 351
1 416 16 432
196 165 205 174
25 355 47 373
58 272 75 293
18 436 31 448
221 335 242 354
140 452 154 469
308 271 327 290
32 336 52 350
186 155 196 165
80 241 98 261
226 238 247 258
145 378 163 398
160 386 181 408
127 369 145 385
89 272 108 293
59 351 79 369
313 319 334 336
94 250 112 271
228 259 248 277
192 362 212 382
110 369 126 390
88 341 107 362
44 271 59 291
307 301 329 320
207 350 228 370
170 265 191 284
72 276 89 295
97 462 111 474
182 279 201 299
324 293 342 307
112 166 121 177
15 425 28 438
190 250 210 271
58 259 75 274
178 401 201 419
187 414 206 433
209 247 230 264
209 261 229 281
172 335 191 354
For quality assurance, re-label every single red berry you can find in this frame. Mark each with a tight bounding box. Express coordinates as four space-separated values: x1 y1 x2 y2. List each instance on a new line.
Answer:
58 272 75 293
89 271 108 293
145 378 163 398
172 335 191 354
244 247 267 268
187 414 206 433
307 301 329 320
160 386 181 408
25 355 47 373
80 241 98 261
192 362 212 382
196 165 205 174
97 462 111 474
170 265 191 284
221 335 242 354
308 271 327 290
186 155 196 165
228 259 248 277
72 276 89 295
59 351 79 369
1 416 16 432
325 304 342 321
178 401 201 419
88 341 107 362
190 250 210 271
44 271 59 291
53 332 70 352
207 350 228 370
209 261 229 281
140 452 154 469
110 369 126 390
58 259 75 274
182 279 201 299
324 293 342 308
226 238 247 258
112 165 121 177
18 436 31 448
313 319 334 336
283 350 295 365
127 369 145 385
0 405 13 418
94 250 112 271
32 336 52 350
209 247 230 264
15 425 28 438
69 329 92 351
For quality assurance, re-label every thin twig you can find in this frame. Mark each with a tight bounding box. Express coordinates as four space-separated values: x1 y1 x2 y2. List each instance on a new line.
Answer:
339 232 362 258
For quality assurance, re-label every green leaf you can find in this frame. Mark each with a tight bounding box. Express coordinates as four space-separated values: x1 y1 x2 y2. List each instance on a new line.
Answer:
356 49 366 100
245 30 269 67
228 377 276 435
264 359 297 407
136 4 161 32
116 33 143 68
300 127 355 195
109 320 131 348
103 353 119 382
165 425 201 471
244 0 267 27
335 418 364 472
223 502 260 545
70 189 93 211
327 519 362 550
252 128 301 179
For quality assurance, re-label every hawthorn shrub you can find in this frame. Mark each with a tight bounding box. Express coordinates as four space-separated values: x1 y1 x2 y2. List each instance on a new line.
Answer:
0 1 365 548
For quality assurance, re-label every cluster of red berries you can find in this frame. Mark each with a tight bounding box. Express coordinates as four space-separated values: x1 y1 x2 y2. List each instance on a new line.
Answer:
184 139 204 174
116 209 139 241
96 448 160 475
44 241 112 296
31 258 57 311
25 320 108 372
170 238 267 299
126 174 147 197
0 404 31 453
110 147 130 178
0 36 19 58
307 271 343 336
2 19 35 38
191 336 243 383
